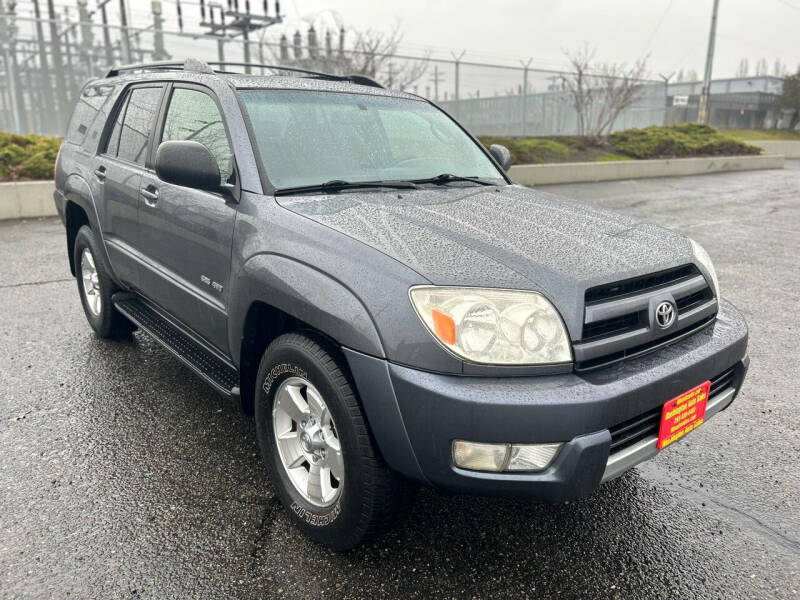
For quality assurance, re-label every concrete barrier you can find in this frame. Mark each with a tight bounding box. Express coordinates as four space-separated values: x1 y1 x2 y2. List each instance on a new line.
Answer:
0 181 56 221
0 152 789 220
509 154 785 186
748 140 800 158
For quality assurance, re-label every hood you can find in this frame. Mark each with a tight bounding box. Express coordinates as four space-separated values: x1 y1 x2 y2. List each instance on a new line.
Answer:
277 184 695 338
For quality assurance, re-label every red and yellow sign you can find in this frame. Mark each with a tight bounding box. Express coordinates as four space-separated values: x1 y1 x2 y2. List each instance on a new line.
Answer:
657 381 711 450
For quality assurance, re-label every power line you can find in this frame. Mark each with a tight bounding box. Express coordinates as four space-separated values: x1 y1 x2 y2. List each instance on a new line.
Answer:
639 0 676 59
775 0 800 10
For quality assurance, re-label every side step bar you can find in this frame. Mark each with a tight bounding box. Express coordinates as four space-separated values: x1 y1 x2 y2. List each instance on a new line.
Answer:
113 293 240 400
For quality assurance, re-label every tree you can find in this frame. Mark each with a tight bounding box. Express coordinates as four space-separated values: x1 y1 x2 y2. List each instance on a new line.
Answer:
559 46 648 140
262 24 429 90
755 58 768 76
778 69 800 129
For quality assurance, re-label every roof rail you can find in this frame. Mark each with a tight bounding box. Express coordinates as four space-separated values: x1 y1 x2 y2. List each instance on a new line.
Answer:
104 59 385 89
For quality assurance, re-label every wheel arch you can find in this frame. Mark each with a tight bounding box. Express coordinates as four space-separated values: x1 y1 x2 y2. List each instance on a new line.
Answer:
231 254 386 414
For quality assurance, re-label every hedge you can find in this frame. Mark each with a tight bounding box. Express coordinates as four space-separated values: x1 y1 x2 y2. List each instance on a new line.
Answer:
609 123 761 159
0 133 61 181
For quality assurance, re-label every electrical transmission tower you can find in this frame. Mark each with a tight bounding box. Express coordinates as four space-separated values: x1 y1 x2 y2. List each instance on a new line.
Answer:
199 0 283 73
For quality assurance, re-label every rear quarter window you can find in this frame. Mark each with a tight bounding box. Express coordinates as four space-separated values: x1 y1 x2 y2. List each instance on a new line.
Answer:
65 85 114 146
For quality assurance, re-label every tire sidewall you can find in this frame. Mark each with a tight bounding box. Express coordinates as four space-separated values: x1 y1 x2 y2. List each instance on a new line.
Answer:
74 226 115 337
255 337 369 548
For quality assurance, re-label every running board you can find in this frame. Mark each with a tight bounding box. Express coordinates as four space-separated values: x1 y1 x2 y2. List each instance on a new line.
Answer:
113 293 240 400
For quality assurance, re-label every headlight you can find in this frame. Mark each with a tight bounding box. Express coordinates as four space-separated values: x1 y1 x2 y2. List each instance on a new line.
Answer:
409 286 572 365
690 239 720 298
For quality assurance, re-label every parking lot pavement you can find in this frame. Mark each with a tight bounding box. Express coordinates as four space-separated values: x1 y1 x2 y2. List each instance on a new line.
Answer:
1 163 798 599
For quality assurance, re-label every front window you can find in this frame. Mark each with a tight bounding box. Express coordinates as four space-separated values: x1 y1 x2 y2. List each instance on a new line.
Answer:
161 88 233 185
239 90 504 190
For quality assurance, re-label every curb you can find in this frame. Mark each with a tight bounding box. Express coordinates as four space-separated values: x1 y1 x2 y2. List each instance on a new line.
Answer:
0 152 790 221
0 181 56 221
748 140 800 158
509 154 785 186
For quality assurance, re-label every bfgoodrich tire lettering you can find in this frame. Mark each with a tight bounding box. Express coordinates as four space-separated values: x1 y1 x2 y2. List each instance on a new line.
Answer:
255 332 412 551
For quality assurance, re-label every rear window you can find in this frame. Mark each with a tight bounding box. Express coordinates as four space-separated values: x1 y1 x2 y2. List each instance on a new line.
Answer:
65 85 113 145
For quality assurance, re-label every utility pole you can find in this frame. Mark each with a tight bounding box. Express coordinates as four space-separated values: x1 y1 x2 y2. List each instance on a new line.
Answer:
697 0 720 124
31 0 55 132
0 0 24 132
77 0 94 76
520 57 532 136
451 50 465 116
99 0 114 66
118 0 132 63
46 0 69 128
659 72 675 126
199 0 282 73
151 1 169 60
429 65 444 102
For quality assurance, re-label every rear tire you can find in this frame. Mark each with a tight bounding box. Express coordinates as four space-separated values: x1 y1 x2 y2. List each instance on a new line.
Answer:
255 332 412 551
73 225 136 339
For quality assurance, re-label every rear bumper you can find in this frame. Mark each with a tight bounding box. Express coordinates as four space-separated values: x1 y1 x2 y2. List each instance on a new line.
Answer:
344 298 748 503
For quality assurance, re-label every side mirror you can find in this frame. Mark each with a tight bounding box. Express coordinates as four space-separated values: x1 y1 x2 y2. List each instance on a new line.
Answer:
489 144 512 172
155 140 220 192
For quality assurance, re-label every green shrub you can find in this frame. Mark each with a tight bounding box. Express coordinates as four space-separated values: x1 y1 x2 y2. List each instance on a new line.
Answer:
0 132 61 180
610 123 761 159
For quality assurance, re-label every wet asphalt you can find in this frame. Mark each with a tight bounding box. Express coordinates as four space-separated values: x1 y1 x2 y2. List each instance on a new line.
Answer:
1 163 798 599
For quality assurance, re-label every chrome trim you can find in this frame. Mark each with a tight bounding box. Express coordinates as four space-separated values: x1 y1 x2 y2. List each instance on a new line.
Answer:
601 386 736 482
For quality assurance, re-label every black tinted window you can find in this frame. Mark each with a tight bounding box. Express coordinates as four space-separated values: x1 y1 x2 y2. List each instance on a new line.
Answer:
66 85 112 145
161 88 233 184
104 93 128 157
116 87 162 166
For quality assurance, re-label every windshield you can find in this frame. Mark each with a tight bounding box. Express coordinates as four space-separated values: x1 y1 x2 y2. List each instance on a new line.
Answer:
239 90 505 190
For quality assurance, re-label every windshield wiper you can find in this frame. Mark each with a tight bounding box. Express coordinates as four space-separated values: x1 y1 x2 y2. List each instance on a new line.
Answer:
410 173 497 186
275 179 418 196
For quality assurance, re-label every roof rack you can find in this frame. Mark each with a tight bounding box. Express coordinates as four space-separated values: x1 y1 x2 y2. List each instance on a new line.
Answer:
104 59 385 89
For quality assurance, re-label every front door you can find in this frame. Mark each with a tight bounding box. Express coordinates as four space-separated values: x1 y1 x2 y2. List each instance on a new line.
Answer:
137 84 238 353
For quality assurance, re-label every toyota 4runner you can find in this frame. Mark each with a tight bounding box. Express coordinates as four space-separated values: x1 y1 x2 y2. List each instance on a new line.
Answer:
54 59 749 550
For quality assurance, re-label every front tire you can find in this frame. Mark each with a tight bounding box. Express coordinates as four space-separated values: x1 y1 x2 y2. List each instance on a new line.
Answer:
255 332 411 551
73 226 135 339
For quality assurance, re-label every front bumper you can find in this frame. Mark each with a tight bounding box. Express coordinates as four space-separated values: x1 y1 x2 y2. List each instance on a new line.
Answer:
344 299 748 503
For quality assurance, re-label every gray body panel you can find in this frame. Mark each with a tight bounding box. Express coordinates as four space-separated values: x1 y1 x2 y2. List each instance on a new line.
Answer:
277 185 696 342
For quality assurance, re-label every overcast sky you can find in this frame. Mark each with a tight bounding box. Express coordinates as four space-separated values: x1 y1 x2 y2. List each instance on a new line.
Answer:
271 0 798 79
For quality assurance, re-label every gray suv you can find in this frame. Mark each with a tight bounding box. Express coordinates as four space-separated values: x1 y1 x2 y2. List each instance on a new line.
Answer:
54 59 749 550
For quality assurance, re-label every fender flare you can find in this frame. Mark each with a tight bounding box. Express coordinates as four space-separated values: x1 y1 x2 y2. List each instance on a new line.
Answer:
228 253 386 365
62 174 121 285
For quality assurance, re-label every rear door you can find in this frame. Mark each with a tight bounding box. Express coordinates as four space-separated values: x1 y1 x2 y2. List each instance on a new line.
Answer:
92 84 164 287
137 83 238 352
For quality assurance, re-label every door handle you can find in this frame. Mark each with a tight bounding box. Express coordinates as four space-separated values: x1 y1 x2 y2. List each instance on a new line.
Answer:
141 186 159 206
94 167 106 181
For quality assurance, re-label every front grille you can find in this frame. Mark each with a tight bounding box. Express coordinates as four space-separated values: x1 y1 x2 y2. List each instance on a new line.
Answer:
582 312 644 340
585 264 699 304
575 264 718 371
676 287 714 312
608 366 737 454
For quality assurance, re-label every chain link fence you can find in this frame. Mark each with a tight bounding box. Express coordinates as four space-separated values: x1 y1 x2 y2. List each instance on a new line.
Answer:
0 2 784 138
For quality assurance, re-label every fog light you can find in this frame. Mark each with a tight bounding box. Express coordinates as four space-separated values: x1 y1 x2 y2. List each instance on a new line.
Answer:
452 440 509 472
506 443 562 471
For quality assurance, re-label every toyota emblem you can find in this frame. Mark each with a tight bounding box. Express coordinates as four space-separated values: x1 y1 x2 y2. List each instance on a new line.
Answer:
655 301 676 329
